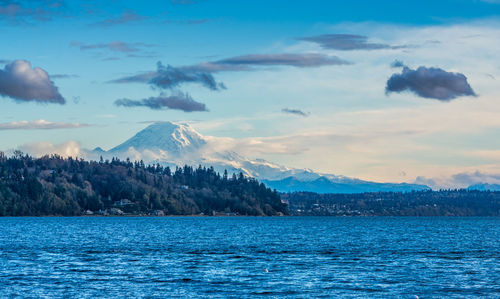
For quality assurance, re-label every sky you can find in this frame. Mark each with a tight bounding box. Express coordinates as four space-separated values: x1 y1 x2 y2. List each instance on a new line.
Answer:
1 0 500 188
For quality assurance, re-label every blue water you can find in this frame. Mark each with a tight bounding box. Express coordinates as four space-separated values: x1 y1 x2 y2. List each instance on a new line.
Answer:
0 217 498 298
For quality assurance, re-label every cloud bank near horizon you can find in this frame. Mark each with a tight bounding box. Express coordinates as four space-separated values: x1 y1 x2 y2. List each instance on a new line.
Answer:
18 141 84 158
0 120 88 130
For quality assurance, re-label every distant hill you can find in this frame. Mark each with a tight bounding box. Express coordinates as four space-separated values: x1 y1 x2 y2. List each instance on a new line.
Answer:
467 183 500 191
92 122 430 193
0 153 287 216
284 190 500 216
263 176 430 194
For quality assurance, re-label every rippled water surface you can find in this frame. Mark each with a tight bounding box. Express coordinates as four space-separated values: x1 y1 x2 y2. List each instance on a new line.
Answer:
0 217 498 298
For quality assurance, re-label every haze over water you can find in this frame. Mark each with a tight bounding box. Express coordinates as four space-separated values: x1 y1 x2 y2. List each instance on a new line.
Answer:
0 217 498 298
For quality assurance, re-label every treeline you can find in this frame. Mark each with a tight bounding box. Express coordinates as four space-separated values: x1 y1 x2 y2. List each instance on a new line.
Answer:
0 152 288 216
284 190 500 216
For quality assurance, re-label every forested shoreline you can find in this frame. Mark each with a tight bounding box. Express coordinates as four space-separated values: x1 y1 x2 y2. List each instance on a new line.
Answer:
1 152 499 217
283 190 500 216
0 152 288 216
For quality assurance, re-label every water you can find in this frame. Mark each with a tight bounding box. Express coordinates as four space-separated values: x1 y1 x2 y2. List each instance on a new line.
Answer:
0 217 498 298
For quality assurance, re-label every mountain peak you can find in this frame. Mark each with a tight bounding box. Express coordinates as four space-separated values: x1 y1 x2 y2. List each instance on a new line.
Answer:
146 121 186 132
97 122 430 193
110 121 206 154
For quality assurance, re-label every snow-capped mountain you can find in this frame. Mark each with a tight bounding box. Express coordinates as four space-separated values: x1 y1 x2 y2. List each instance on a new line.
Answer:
100 121 319 180
96 121 429 193
110 122 206 154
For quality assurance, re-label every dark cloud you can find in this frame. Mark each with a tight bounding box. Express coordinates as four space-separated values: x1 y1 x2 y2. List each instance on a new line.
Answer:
111 53 348 89
91 10 147 27
109 54 349 102
386 66 476 101
114 92 207 112
212 53 350 68
299 34 406 51
150 62 225 90
0 60 65 104
282 108 310 117
111 62 225 91
390 60 405 68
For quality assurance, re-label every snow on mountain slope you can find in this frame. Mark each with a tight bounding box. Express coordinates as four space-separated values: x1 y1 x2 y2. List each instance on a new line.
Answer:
102 121 317 180
109 122 206 154
96 121 429 193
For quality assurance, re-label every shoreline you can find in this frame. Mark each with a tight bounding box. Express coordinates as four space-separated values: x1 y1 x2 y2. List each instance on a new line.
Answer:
0 215 497 218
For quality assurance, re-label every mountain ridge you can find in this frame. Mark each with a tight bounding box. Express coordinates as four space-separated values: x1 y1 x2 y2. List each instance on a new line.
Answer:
94 121 431 193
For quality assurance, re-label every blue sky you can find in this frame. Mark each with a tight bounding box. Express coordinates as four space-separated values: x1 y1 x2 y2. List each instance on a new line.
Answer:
1 0 500 187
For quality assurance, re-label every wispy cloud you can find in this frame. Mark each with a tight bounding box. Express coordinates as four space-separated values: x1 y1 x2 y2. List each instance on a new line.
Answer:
282 108 310 117
150 63 225 91
71 41 153 53
299 34 407 51
90 10 147 27
171 0 196 4
70 40 157 60
111 53 349 89
211 53 349 68
94 114 116 119
164 18 209 25
0 60 65 104
111 62 225 91
109 71 157 83
114 92 208 112
0 0 65 24
386 66 476 101
50 73 80 79
0 119 88 130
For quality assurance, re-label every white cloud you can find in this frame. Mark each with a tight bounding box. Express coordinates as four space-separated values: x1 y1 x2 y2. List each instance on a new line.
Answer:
0 119 88 130
170 22 500 187
416 170 500 189
0 60 65 103
5 21 500 189
19 141 84 158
